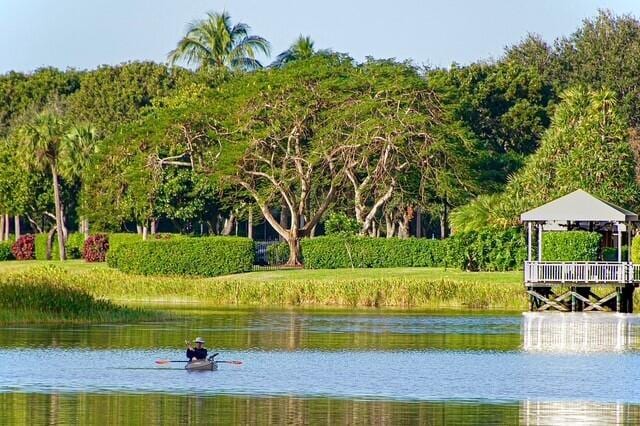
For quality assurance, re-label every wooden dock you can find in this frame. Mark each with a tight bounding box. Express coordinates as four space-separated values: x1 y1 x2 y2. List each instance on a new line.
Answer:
525 261 638 312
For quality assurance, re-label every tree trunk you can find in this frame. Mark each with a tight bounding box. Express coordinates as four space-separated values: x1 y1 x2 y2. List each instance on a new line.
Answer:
0 215 4 242
221 213 235 236
142 225 148 241
136 225 142 235
14 216 20 240
415 208 422 238
385 213 395 238
83 218 89 237
279 208 289 241
247 209 253 239
4 214 9 240
440 201 449 239
46 227 56 260
286 232 302 266
51 166 66 261
150 219 157 235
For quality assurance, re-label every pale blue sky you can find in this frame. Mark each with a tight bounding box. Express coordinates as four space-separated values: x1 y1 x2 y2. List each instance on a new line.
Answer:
1 0 639 73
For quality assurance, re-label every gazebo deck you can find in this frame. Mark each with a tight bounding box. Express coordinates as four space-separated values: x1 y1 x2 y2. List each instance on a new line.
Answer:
524 261 640 286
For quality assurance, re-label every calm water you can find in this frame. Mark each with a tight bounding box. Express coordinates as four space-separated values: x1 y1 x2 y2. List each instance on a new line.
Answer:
2 308 640 424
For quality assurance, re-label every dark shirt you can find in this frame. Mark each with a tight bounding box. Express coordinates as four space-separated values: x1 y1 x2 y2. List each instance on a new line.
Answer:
186 347 208 360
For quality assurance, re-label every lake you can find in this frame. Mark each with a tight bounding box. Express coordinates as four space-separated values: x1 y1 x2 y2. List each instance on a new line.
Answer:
2 308 640 424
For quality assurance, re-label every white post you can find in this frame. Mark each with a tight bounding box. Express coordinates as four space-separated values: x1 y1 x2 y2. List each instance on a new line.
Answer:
618 222 622 263
627 222 632 262
527 222 532 261
537 223 543 262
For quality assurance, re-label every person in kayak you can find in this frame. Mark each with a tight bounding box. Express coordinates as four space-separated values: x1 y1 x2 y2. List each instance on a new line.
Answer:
186 337 208 361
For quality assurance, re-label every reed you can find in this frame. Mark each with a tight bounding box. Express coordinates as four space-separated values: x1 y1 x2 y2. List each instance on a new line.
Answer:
0 270 161 324
0 263 528 310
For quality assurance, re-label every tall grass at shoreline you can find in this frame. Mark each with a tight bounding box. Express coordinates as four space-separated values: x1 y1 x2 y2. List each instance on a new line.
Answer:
0 262 528 310
0 269 160 324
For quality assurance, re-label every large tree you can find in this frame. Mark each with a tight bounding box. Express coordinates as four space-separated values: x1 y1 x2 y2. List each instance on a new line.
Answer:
168 11 271 71
19 109 71 259
452 87 639 231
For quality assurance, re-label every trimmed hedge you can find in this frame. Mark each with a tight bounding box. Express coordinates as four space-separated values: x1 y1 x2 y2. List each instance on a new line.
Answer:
0 242 14 261
297 229 525 271
35 233 85 260
107 237 254 277
301 237 446 269
542 231 601 261
632 236 640 264
444 228 526 271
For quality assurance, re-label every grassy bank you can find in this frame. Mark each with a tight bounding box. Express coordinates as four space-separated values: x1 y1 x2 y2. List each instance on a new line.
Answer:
0 264 162 324
0 261 527 310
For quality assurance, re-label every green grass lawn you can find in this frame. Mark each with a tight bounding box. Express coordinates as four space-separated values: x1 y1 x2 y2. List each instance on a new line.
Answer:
0 260 522 286
0 260 526 310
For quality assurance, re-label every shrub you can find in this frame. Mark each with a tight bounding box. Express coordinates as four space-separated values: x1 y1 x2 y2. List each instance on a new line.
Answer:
107 233 142 253
632 236 640 264
301 237 446 269
0 241 14 261
108 237 254 277
542 231 601 261
444 228 526 271
35 233 85 260
267 242 290 265
324 212 360 236
11 235 35 260
603 246 629 262
84 234 110 262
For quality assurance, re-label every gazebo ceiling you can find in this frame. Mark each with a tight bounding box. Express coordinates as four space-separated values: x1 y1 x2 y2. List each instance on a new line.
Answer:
520 189 638 223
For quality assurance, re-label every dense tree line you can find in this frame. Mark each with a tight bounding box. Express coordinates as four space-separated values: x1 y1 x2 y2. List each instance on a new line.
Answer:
2 10 640 264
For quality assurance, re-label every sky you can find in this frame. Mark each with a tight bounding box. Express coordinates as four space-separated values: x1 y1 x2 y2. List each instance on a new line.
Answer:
1 0 640 73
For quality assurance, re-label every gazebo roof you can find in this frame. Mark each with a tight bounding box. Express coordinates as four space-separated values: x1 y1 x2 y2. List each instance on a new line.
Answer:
520 189 638 223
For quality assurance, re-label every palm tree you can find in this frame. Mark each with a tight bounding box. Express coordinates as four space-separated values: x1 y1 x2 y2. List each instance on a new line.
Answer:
168 11 271 71
61 124 98 236
271 35 315 68
19 111 70 259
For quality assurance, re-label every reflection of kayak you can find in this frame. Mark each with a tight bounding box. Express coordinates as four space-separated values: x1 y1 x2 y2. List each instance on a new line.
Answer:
185 360 217 371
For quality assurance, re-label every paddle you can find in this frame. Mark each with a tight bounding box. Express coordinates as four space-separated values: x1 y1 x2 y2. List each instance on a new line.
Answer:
155 359 243 365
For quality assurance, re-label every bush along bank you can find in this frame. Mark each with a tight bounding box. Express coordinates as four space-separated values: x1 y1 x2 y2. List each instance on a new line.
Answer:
108 236 254 277
542 231 601 261
269 228 526 271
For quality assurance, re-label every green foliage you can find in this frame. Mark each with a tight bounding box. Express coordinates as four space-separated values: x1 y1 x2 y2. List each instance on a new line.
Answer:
266 242 290 265
444 229 526 271
324 212 360 236
107 237 254 277
0 242 13 261
542 231 601 261
35 233 85 260
108 233 143 253
603 246 629 262
0 267 155 323
301 237 445 269
631 236 640 264
473 87 640 229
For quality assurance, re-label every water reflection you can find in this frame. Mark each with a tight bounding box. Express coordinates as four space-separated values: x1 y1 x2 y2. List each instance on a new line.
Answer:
523 313 639 352
3 393 640 425
521 400 633 426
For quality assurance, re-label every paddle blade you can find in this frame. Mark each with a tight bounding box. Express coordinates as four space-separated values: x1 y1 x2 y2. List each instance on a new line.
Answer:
155 360 171 364
218 360 243 365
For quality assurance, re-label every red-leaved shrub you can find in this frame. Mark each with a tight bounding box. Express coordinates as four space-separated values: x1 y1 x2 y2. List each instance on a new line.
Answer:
11 235 35 260
83 234 109 262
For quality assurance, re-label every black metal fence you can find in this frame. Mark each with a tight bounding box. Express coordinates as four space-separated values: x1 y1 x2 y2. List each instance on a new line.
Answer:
252 240 300 271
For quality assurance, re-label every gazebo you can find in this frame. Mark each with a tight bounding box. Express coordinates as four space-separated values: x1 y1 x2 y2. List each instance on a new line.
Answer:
520 189 639 312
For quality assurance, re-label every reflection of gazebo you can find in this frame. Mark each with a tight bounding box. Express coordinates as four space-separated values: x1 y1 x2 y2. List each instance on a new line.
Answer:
520 189 639 312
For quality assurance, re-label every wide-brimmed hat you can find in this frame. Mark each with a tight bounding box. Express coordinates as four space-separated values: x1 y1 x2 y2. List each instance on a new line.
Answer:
194 337 205 344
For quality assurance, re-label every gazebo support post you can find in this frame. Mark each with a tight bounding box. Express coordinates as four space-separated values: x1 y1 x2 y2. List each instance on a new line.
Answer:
537 223 543 262
618 222 623 263
527 222 532 261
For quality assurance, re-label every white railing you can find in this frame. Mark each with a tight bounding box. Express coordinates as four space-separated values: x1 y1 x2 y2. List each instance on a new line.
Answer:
524 261 633 284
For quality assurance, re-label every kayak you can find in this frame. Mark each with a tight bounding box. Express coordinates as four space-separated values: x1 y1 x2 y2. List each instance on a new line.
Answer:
185 360 217 371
